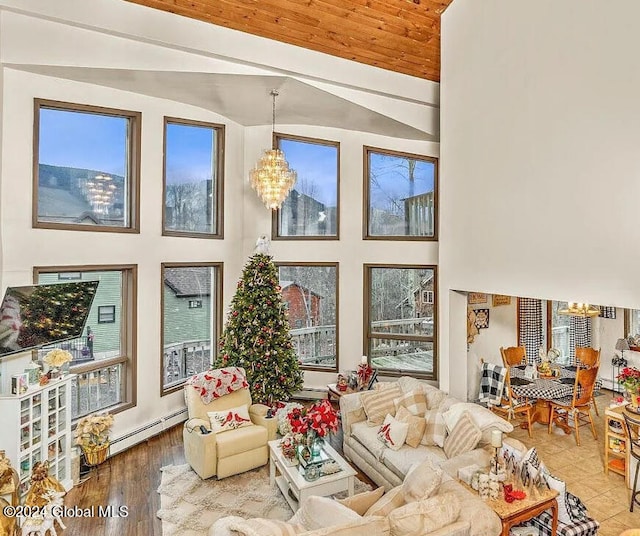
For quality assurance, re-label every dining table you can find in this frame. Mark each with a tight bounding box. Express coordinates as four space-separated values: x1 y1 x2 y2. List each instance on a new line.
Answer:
509 365 578 434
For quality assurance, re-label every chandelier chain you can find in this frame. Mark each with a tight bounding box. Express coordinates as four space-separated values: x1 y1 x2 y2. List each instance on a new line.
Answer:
270 89 278 134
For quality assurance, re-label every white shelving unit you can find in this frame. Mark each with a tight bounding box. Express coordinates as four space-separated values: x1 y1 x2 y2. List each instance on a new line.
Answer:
0 375 74 498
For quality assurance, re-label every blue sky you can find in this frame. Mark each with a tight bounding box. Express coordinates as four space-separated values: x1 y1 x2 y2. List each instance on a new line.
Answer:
165 122 214 184
369 152 435 209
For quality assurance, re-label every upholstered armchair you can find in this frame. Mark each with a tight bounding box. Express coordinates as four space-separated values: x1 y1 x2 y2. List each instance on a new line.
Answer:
183 369 277 480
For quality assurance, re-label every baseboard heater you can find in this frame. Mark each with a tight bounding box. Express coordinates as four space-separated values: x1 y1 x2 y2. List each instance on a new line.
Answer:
110 407 187 455
296 387 328 400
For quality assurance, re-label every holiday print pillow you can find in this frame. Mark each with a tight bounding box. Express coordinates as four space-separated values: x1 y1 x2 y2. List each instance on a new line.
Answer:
377 414 409 451
208 404 253 433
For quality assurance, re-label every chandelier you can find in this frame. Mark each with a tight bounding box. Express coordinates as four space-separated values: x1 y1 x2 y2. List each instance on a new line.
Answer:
86 174 117 215
558 302 600 317
249 90 297 210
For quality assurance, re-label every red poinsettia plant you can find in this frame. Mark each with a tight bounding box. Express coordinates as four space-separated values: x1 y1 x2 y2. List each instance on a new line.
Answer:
286 400 339 438
617 367 640 392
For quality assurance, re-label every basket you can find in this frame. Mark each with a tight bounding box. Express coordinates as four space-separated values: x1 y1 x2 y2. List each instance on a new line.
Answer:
82 443 109 466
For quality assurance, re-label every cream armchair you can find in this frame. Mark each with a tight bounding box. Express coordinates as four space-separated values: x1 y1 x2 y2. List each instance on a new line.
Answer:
183 382 277 480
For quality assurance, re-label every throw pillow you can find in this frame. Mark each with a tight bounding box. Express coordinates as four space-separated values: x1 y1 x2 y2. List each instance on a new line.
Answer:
423 385 447 409
545 473 572 525
395 406 426 448
393 390 428 416
207 404 252 433
364 485 405 517
402 459 443 503
360 385 403 426
228 518 304 536
566 492 589 523
337 487 385 515
443 411 482 459
388 493 460 536
289 495 361 531
377 414 409 451
520 447 541 485
421 408 447 447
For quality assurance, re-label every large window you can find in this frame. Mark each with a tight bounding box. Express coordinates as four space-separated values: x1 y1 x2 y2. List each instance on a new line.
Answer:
33 100 140 232
35 265 137 420
161 263 222 395
626 309 640 338
364 265 437 378
547 301 572 363
273 134 339 239
277 263 338 371
163 118 224 238
364 147 438 240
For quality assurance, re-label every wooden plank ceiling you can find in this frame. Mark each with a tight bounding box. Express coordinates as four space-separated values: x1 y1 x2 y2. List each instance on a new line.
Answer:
124 0 453 82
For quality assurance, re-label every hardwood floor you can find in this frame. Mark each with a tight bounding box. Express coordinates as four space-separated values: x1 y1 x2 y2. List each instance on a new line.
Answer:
56 393 637 535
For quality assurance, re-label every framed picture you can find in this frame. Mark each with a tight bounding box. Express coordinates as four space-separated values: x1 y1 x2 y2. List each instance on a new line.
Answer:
474 308 490 329
468 292 488 305
492 294 511 307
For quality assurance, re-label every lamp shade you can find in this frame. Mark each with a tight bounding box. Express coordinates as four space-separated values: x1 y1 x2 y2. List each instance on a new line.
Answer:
616 338 631 352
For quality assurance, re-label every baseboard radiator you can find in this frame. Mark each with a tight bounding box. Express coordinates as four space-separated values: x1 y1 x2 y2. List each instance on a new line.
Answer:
296 387 329 400
110 408 187 456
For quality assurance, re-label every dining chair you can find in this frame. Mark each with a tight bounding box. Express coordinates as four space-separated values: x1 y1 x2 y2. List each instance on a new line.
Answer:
575 347 601 415
489 367 534 438
547 365 598 445
622 410 640 512
500 346 527 367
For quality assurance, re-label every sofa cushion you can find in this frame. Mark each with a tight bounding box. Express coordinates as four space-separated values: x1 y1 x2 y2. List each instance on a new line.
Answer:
443 412 482 459
395 406 426 448
226 518 304 536
388 493 460 536
437 396 463 412
442 402 513 435
364 485 405 517
337 487 385 515
214 424 268 457
208 404 253 433
396 376 446 410
289 496 361 531
422 408 447 447
360 385 403 426
351 421 386 461
437 476 502 536
382 444 446 480
545 473 572 525
302 516 390 536
394 390 427 417
378 414 409 451
402 459 442 503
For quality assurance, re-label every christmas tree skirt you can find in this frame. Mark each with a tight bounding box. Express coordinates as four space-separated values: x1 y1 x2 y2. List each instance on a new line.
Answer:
157 463 371 536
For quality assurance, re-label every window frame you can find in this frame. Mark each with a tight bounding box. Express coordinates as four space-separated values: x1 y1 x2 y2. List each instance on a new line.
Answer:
32 99 141 233
160 261 223 396
162 117 225 239
33 264 138 418
271 132 341 241
362 146 439 241
276 261 339 373
363 263 438 380
97 305 116 324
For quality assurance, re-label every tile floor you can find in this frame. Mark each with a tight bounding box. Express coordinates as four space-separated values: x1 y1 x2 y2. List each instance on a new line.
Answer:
508 392 639 535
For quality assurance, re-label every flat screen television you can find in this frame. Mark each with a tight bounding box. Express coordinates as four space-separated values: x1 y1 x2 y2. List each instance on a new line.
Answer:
0 281 99 358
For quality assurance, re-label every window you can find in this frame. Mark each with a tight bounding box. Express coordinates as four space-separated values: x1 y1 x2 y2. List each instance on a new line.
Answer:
421 290 434 305
161 263 222 395
364 147 438 240
58 272 81 281
273 134 339 239
163 118 224 237
97 305 116 324
277 263 338 371
33 100 141 232
34 265 137 419
364 265 437 378
626 309 640 338
548 301 571 362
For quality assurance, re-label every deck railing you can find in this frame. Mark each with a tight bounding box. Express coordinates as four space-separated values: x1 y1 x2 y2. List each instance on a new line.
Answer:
290 325 335 366
163 340 211 388
404 192 434 236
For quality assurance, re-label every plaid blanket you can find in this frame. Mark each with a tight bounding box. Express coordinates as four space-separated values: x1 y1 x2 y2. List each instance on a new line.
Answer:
479 362 507 406
520 510 599 536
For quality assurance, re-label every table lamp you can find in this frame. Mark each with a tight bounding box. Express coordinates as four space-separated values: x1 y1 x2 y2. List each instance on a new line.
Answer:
491 430 503 474
613 338 630 394
615 338 630 364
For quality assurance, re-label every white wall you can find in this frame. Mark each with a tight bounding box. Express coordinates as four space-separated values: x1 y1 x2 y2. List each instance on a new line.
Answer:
440 0 640 395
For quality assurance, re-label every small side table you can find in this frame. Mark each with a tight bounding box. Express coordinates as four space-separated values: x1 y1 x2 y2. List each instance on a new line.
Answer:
327 383 359 402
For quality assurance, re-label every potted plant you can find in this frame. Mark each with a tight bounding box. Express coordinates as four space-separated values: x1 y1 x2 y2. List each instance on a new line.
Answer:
617 367 640 409
73 412 114 466
286 400 339 457
43 349 72 379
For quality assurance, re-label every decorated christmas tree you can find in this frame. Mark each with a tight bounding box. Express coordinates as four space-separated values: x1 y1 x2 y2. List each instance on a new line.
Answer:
214 253 303 404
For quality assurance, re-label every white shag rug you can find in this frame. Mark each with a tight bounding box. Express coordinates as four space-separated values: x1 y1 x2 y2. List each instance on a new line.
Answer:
157 464 371 536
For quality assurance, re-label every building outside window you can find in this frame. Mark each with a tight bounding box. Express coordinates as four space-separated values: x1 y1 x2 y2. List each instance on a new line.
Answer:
35 266 137 420
273 135 339 239
277 263 338 371
364 265 437 378
364 147 438 240
161 263 222 395
33 100 140 232
163 118 224 238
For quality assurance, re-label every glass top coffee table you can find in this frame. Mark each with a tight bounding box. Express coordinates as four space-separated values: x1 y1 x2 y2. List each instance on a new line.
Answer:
268 438 357 511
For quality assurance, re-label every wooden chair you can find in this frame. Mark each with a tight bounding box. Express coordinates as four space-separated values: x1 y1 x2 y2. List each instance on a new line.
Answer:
500 346 527 367
489 367 534 438
575 347 601 415
547 365 599 445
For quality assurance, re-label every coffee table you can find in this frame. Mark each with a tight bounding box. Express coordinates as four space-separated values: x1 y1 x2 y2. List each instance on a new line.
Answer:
268 438 357 511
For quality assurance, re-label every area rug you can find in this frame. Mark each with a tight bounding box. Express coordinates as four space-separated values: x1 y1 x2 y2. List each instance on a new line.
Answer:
157 464 371 536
